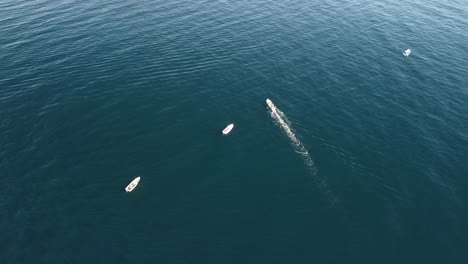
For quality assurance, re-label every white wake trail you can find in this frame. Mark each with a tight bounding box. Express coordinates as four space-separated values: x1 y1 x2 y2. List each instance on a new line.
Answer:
266 99 317 174
266 99 336 203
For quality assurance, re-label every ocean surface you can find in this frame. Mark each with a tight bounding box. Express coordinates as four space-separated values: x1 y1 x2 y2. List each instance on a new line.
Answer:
1 0 467 263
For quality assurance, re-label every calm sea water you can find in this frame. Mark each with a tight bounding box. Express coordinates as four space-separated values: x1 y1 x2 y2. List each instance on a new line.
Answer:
1 0 467 263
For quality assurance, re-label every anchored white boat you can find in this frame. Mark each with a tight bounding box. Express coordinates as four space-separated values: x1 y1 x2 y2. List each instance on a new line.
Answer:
222 123 234 135
403 49 411 57
125 176 140 192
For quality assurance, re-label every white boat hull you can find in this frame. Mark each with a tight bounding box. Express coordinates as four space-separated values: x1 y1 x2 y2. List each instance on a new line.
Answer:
222 124 234 135
125 176 140 192
266 99 274 110
403 49 411 57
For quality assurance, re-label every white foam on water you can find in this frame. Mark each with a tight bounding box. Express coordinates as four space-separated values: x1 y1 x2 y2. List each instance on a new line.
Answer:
267 99 317 174
266 99 337 203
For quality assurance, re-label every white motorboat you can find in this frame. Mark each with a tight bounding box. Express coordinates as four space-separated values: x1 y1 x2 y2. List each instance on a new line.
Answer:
266 98 274 110
403 49 411 57
125 176 140 192
222 123 234 135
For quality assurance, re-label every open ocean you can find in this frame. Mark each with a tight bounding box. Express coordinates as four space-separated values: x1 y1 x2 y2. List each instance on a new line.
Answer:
1 0 467 263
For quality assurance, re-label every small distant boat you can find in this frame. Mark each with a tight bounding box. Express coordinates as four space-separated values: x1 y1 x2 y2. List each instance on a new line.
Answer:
222 123 234 135
403 49 411 57
125 176 140 192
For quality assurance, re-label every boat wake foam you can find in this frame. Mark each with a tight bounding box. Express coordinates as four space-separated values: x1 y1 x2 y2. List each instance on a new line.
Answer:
266 99 337 203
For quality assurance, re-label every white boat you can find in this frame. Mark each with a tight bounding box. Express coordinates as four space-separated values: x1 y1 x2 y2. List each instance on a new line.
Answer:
125 176 140 192
266 98 274 110
403 49 411 57
222 123 234 135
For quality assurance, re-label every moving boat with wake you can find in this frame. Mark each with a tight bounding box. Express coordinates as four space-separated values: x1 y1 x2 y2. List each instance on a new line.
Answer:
266 99 275 110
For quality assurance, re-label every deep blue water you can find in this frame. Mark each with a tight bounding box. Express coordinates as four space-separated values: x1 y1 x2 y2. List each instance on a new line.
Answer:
1 0 468 263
